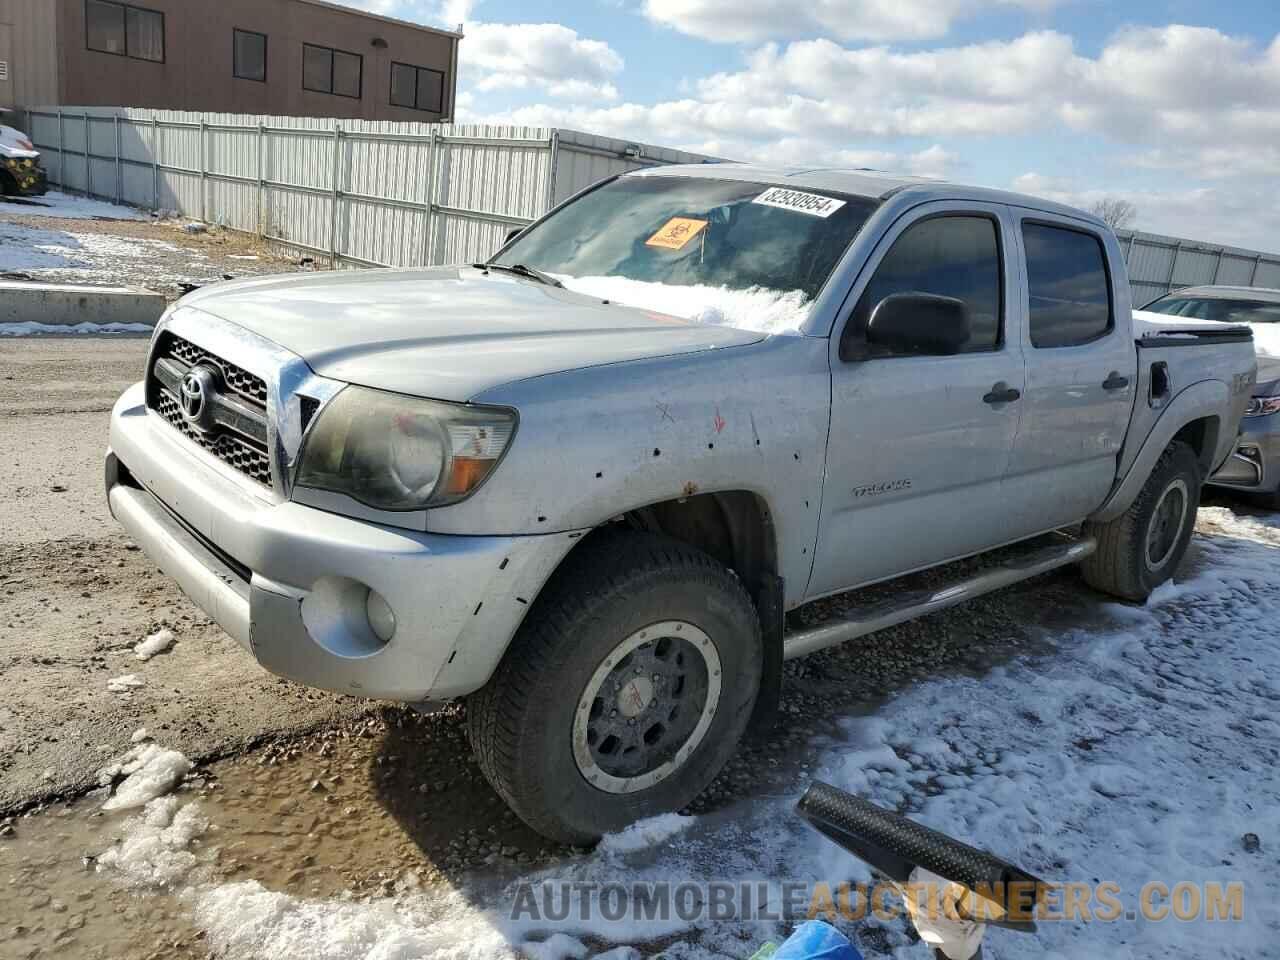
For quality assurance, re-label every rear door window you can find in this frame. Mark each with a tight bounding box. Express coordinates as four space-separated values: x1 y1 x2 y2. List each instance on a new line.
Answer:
1023 223 1112 348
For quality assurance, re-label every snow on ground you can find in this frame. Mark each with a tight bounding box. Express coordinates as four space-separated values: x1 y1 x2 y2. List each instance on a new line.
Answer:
91 508 1280 959
0 220 187 281
99 743 193 811
1 190 147 221
106 673 145 694
134 628 175 661
96 796 210 889
0 320 154 335
557 275 811 335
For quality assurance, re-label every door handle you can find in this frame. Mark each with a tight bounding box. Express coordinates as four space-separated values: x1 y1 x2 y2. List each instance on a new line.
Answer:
983 382 1021 405
1103 372 1130 391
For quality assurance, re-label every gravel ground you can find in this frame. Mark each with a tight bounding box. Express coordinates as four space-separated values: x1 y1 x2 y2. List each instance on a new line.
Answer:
0 193 306 299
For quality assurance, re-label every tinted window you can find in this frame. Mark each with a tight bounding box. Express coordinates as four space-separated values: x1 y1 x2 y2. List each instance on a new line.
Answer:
303 44 332 93
333 50 362 98
86 1 126 55
416 68 444 113
850 215 1002 356
390 62 417 107
125 6 163 61
391 62 445 112
1024 223 1112 347
234 29 267 82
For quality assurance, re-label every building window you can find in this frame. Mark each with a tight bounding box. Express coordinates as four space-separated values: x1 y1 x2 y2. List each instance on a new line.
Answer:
303 43 362 99
86 0 164 62
390 62 446 113
234 29 267 82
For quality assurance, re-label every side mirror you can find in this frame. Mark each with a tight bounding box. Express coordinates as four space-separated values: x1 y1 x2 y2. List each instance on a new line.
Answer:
503 227 523 246
865 292 970 356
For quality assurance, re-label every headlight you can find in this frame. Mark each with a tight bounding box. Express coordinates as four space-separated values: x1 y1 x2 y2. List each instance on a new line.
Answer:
294 386 516 510
1245 396 1280 418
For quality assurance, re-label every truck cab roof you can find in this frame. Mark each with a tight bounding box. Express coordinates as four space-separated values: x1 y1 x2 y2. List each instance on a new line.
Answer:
625 163 1107 228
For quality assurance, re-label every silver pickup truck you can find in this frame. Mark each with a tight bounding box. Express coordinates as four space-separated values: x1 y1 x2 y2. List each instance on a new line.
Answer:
106 166 1255 843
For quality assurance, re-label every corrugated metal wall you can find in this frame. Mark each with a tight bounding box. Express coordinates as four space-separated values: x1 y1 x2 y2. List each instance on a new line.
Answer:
1116 229 1280 306
23 106 719 269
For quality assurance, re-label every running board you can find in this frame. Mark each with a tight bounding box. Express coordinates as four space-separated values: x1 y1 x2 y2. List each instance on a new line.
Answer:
782 536 1097 660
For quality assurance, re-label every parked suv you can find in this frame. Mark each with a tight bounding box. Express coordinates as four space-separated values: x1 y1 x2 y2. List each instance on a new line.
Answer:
107 167 1256 842
1141 285 1280 505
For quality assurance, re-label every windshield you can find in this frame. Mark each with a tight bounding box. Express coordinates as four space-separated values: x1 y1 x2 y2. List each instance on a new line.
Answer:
1144 295 1280 325
493 175 880 334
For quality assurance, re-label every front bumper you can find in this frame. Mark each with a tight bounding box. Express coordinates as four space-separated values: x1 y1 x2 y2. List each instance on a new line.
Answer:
1209 412 1280 494
107 382 579 701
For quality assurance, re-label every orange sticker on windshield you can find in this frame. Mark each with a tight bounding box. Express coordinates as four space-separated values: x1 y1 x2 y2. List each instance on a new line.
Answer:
646 217 708 250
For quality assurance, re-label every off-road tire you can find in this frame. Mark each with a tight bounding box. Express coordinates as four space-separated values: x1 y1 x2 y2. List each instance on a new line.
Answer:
466 531 762 845
1081 441 1202 601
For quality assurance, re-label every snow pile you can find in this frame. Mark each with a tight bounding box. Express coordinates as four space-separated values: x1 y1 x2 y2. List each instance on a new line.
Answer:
521 933 588 960
100 743 192 811
191 880 524 960
1250 322 1280 358
5 190 147 221
0 321 154 336
106 673 145 694
558 275 811 335
96 796 209 888
0 220 181 279
596 813 694 855
134 628 175 661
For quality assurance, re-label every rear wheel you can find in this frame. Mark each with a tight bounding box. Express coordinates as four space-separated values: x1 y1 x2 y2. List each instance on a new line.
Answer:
467 532 762 844
1082 441 1201 601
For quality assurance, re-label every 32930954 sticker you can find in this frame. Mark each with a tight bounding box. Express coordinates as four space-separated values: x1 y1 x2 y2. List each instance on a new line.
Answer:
751 187 846 218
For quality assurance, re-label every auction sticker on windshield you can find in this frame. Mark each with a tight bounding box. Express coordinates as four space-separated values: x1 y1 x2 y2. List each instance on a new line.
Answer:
752 187 846 218
646 217 709 250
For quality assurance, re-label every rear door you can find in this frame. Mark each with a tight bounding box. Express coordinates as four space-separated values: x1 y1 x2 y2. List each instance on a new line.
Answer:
808 201 1026 599
1002 215 1137 536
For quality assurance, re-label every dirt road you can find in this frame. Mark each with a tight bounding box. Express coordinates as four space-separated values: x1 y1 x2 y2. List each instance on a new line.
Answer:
0 337 368 814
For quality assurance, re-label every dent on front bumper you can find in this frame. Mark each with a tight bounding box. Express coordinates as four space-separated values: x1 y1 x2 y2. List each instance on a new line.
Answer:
1209 414 1280 493
106 382 581 701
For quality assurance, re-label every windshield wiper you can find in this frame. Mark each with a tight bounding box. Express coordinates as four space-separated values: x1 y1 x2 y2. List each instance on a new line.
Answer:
474 262 563 288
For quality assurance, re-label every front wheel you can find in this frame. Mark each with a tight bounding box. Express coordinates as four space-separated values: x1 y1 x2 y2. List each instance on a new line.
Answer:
1082 440 1202 601
467 532 762 845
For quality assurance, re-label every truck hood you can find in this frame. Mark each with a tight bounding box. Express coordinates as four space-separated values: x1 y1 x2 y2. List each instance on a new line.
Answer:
178 266 765 399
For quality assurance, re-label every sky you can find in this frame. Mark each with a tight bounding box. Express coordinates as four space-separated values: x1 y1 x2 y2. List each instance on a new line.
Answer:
339 0 1280 251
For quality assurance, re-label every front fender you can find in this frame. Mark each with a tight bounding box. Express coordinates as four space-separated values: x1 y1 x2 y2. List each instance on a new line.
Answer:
1090 379 1228 523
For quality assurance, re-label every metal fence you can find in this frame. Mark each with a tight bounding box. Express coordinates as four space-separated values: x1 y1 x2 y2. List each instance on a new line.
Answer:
23 106 717 269
22 106 1280 297
1115 229 1280 306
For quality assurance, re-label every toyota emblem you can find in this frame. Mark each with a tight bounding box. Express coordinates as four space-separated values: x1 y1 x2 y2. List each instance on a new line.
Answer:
179 366 217 429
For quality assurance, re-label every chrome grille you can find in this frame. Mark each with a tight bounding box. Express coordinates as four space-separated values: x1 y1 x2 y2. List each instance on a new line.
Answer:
147 334 273 488
165 335 269 405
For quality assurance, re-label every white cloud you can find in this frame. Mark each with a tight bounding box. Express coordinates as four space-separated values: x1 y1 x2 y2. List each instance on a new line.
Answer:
642 0 1060 44
462 23 624 101
1011 173 1280 251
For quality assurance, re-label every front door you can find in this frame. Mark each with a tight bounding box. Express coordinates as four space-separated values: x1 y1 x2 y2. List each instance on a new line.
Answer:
808 202 1026 599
